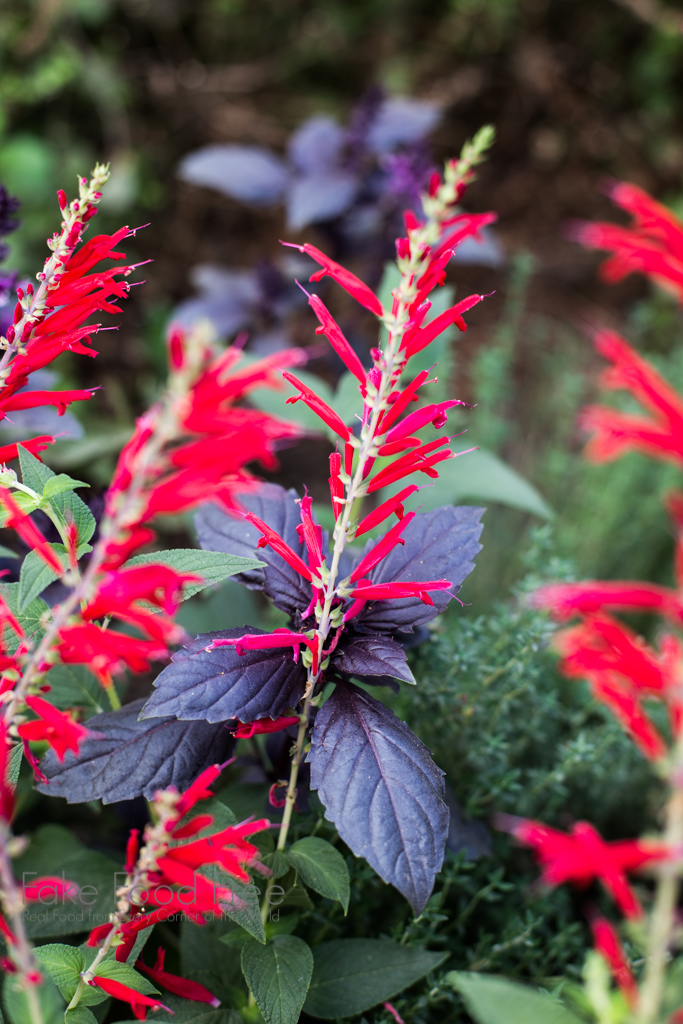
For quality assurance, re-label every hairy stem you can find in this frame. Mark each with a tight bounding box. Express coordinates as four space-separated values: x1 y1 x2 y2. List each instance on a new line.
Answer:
0 824 44 1024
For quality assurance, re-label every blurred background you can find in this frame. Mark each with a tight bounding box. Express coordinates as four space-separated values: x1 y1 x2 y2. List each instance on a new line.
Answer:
2 0 683 606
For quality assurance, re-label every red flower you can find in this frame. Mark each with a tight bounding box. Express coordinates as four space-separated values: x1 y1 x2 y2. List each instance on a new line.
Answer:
355 484 421 536
243 511 316 583
532 580 683 625
496 815 667 918
328 452 344 521
591 677 667 760
210 630 320 673
579 330 683 467
87 975 170 1020
23 875 80 902
234 715 300 739
0 436 54 466
284 242 383 315
383 400 465 445
589 914 638 1007
282 371 351 440
348 513 416 583
57 623 167 687
307 293 366 383
0 489 64 575
17 696 89 761
344 579 453 621
401 294 485 356
137 948 220 1007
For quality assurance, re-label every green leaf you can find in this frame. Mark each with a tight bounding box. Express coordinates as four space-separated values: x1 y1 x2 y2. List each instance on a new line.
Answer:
0 546 18 559
18 444 54 492
34 943 85 1001
44 664 111 717
0 583 49 651
287 837 349 913
49 490 96 546
262 852 290 879
64 1009 98 1024
18 547 61 611
303 939 447 1019
447 972 585 1024
333 373 363 426
3 972 64 1024
418 448 553 519
8 744 22 788
125 549 264 600
42 475 89 499
241 935 313 1024
14 824 121 940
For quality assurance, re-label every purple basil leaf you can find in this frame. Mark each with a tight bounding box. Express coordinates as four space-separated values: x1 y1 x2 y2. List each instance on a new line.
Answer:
36 699 235 804
367 98 442 154
308 682 448 914
354 505 484 635
195 483 313 616
287 115 346 173
453 226 506 268
334 633 415 684
141 627 306 724
178 145 289 204
173 264 260 334
286 171 359 231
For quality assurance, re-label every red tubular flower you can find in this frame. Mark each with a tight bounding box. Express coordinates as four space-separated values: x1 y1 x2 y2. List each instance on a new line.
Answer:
137 948 220 1008
589 915 638 1007
348 513 416 583
328 452 344 521
0 436 54 465
100 526 156 572
579 331 683 466
296 494 325 574
532 581 683 624
211 630 320 673
243 511 315 582
378 370 433 435
57 623 167 687
0 388 96 419
87 975 170 1020
125 829 140 875
308 294 366 383
591 677 667 760
18 696 89 761
0 720 14 823
496 815 667 918
0 488 64 575
383 400 465 444
367 438 471 492
344 579 453 621
234 715 300 739
355 485 421 536
401 295 485 356
86 565 200 618
282 371 351 440
284 242 383 315
555 614 673 695
23 876 80 902
574 180 683 299
174 763 223 818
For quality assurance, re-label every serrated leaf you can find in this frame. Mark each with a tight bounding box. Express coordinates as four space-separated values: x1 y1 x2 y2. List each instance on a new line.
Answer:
196 484 318 616
241 936 313 1024
8 744 21 787
287 838 349 913
14 825 120 940
421 448 553 519
308 682 448 914
18 547 61 611
353 505 484 636
0 582 49 651
334 634 415 684
45 663 111 717
303 939 447 1019
18 444 54 492
34 943 85 1000
64 1008 97 1024
262 852 290 879
447 972 584 1024
42 474 88 499
142 629 306 724
37 699 236 804
204 864 265 943
125 549 264 600
49 490 96 546
3 972 64 1024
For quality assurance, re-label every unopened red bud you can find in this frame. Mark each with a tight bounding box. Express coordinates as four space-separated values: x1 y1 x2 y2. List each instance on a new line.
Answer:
15 288 23 302
5 326 14 344
428 172 441 196
57 189 67 210
370 349 381 363
396 237 410 260
0 957 15 973
26 283 33 297
82 204 97 222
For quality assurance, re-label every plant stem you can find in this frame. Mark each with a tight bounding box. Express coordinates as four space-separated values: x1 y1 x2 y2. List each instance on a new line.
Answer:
0 823 44 1024
636 735 683 1023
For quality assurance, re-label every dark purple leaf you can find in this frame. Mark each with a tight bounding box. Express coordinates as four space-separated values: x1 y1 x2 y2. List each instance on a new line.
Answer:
286 172 358 231
36 699 235 804
195 483 313 616
353 505 484 635
367 98 442 154
334 634 415 684
287 115 346 173
453 226 506 268
178 145 289 204
141 627 306 724
308 682 448 914
173 265 260 335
